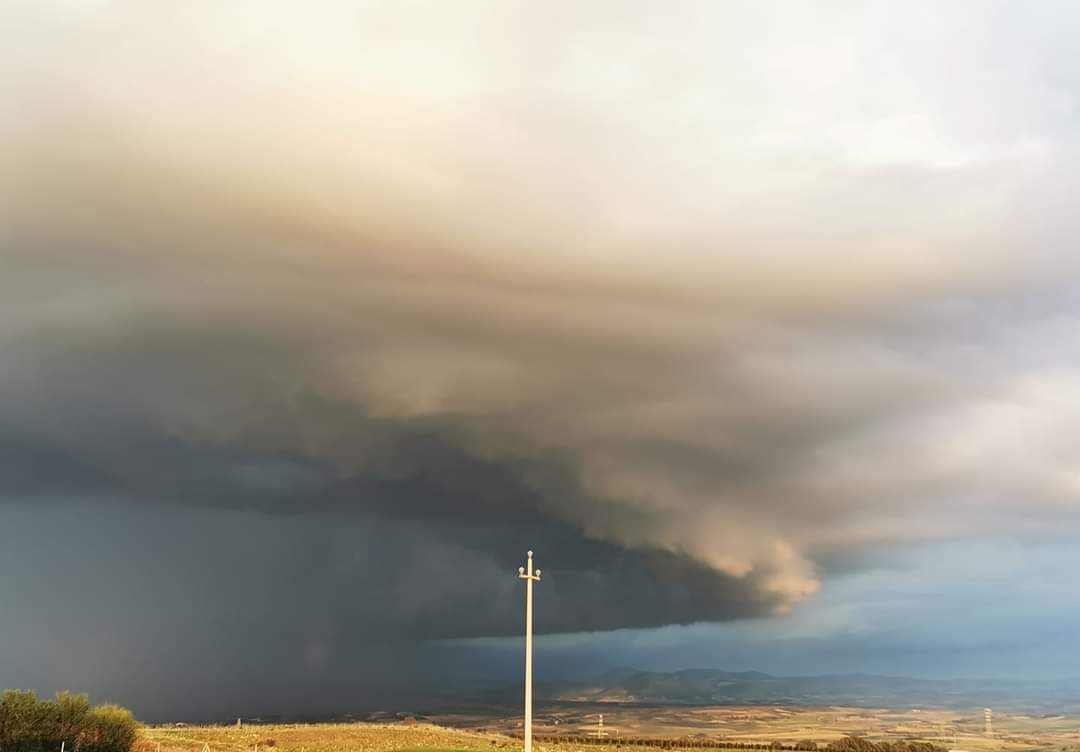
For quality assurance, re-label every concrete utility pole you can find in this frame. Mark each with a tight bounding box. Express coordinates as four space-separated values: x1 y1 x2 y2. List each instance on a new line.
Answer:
518 550 542 752
593 714 608 739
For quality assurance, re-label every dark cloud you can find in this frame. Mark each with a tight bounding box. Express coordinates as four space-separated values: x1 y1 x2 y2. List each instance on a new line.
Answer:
4 0 1080 719
0 420 787 640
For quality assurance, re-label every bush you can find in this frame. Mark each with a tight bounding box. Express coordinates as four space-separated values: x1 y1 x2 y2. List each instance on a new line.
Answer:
0 691 136 752
74 705 138 752
56 693 91 748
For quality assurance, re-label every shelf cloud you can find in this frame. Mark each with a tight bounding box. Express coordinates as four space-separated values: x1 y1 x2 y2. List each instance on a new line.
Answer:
4 0 1080 717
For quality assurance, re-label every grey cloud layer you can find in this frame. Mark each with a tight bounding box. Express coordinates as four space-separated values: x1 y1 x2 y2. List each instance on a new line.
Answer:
4 0 1080 646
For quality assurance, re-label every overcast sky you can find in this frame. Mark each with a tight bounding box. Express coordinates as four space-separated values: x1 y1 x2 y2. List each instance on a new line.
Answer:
4 0 1080 722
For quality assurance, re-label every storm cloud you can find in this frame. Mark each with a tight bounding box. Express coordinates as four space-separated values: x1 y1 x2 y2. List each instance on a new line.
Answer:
4 0 1080 718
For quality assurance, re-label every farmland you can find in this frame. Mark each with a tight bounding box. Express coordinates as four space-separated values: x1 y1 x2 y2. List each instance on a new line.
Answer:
141 706 1080 752
143 722 506 752
424 704 1080 751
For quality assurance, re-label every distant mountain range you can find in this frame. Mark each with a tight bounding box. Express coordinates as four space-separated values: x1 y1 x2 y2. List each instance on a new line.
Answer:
511 668 1080 711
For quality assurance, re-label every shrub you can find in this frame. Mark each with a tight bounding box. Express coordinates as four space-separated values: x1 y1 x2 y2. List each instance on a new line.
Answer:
1 690 37 750
0 691 136 752
56 693 91 749
74 705 138 752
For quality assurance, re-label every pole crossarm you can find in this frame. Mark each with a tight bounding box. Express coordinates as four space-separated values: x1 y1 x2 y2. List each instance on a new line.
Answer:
518 550 542 581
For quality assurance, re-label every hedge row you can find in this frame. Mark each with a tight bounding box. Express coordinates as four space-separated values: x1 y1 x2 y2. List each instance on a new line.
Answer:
524 735 947 752
826 738 948 752
0 690 138 752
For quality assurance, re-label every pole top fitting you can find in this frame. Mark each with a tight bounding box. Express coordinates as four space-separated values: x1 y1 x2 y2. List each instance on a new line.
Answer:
527 550 534 557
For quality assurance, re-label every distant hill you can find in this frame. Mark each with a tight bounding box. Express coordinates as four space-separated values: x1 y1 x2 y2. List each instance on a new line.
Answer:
520 668 1080 711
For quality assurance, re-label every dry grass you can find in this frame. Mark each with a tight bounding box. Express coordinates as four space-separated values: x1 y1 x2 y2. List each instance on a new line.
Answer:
141 710 1080 752
141 721 736 752
426 705 1080 752
143 723 509 752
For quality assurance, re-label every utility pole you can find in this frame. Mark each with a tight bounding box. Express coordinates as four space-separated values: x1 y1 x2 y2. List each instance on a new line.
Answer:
518 550 542 752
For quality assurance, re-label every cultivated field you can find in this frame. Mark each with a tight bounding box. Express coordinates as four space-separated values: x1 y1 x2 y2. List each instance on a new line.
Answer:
424 704 1080 752
143 722 616 752
141 709 1080 752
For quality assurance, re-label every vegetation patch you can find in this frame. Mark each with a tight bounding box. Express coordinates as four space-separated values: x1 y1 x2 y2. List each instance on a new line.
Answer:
0 690 139 752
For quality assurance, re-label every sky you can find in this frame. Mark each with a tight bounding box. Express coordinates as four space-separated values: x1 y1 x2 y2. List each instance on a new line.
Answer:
4 0 1080 722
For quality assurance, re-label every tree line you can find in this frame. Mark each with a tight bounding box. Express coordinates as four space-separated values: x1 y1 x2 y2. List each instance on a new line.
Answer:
825 738 947 752
525 734 948 752
0 690 138 752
